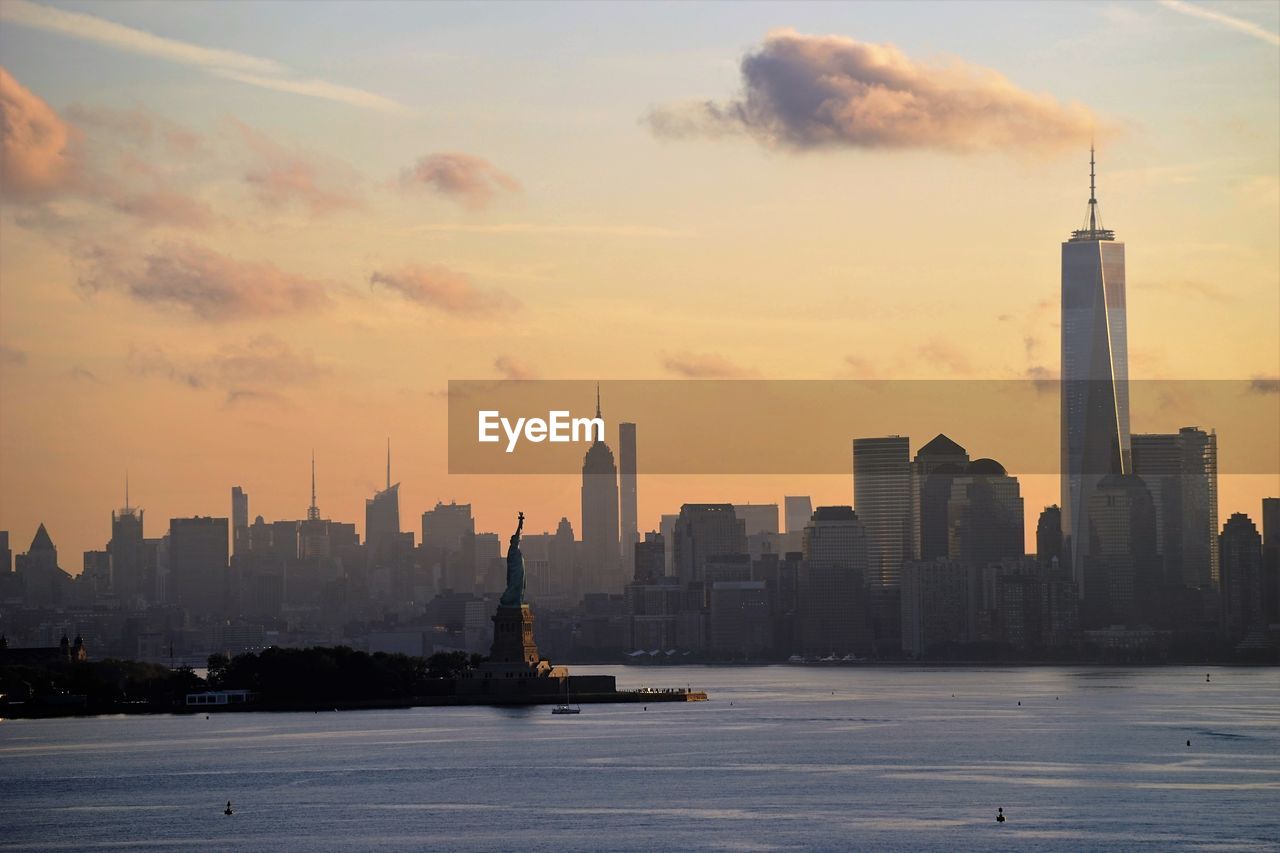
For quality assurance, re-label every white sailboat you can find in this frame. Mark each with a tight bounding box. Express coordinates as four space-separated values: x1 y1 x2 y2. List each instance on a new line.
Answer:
552 678 580 715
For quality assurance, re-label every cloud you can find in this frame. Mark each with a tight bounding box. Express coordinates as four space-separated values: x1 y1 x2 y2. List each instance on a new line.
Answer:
0 0 408 113
109 190 217 229
234 120 361 216
494 355 537 380
370 264 518 316
1024 365 1058 394
65 103 206 157
1249 377 1279 395
80 242 331 321
1 344 28 367
915 340 974 375
69 365 101 383
2 71 215 229
662 350 758 378
843 355 881 378
404 222 690 238
1137 279 1233 303
128 335 329 403
398 153 521 210
1158 0 1280 47
645 29 1099 153
0 65 78 200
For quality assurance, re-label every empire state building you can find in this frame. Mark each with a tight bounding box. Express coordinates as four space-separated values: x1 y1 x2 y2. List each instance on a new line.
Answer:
1061 148 1131 597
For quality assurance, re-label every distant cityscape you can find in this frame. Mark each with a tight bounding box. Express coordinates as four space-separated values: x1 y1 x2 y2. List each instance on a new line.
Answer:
1 157 1277 666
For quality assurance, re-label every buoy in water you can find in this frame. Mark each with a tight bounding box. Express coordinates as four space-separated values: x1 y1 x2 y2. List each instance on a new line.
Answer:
996 807 1005 824
224 801 233 816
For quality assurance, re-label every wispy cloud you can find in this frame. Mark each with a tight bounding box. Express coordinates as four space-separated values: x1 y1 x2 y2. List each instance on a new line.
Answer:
662 350 759 379
370 264 519 316
1158 0 1280 47
0 0 408 112
404 222 691 238
494 355 538 380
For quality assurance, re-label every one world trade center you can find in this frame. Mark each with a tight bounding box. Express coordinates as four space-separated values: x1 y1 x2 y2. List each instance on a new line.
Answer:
1061 148 1131 597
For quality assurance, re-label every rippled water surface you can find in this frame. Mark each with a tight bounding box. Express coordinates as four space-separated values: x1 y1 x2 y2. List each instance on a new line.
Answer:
2 666 1278 851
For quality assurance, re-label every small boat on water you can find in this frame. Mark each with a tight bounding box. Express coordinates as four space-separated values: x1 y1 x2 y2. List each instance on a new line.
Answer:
552 679 581 715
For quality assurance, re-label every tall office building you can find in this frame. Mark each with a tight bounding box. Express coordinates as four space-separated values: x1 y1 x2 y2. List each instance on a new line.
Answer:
0 530 10 574
733 504 780 536
231 486 249 556
784 496 813 534
1131 427 1219 589
945 458 1025 568
1219 513 1264 642
366 442 401 565
619 422 638 575
799 506 873 655
1262 498 1279 627
910 434 969 561
580 388 620 594
109 494 147 604
853 436 912 588
1036 505 1063 566
1083 475 1155 626
1061 148 1131 598
422 501 477 592
673 504 747 587
168 516 229 616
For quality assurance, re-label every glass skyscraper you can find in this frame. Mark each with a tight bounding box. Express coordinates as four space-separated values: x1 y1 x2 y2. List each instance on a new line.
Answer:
1061 149 1131 599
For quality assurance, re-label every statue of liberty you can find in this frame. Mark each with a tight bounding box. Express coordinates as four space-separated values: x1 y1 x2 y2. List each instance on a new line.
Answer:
499 512 525 607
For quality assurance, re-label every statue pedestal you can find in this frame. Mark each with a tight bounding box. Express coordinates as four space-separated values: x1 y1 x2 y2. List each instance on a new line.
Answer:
488 605 541 667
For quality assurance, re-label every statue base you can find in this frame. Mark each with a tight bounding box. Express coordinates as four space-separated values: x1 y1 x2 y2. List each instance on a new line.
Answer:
488 604 542 667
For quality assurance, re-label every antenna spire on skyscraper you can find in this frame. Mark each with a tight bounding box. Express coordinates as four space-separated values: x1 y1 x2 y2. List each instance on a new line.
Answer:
308 450 320 521
124 471 129 512
1070 142 1114 242
596 382 601 419
386 437 391 491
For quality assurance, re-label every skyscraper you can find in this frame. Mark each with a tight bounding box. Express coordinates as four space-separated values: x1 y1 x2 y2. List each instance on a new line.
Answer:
673 504 746 588
1219 513 1264 642
1131 427 1219 590
231 486 249 556
366 442 401 566
580 387 620 594
110 492 147 604
853 436 912 588
1061 148 1131 600
619 422 638 575
168 516 229 616
784 496 813 534
910 434 969 561
799 506 873 656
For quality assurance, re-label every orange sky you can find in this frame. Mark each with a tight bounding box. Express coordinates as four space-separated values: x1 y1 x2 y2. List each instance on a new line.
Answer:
1 3 1277 563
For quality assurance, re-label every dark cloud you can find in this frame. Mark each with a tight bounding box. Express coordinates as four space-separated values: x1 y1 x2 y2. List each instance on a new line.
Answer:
108 190 216 230
495 354 537 380
646 29 1098 154
80 241 331 321
1249 377 1279 395
1136 279 1234 303
1024 365 1058 394
370 264 518 316
0 344 28 367
69 365 101 383
397 152 521 210
662 350 758 379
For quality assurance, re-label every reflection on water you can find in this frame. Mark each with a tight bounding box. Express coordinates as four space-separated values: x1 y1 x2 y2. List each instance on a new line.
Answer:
1 666 1277 851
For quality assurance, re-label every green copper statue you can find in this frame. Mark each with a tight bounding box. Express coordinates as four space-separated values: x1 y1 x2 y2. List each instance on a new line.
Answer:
500 512 525 607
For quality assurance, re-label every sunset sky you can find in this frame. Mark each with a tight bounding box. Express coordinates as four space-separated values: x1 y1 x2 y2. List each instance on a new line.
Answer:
1 0 1277 564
